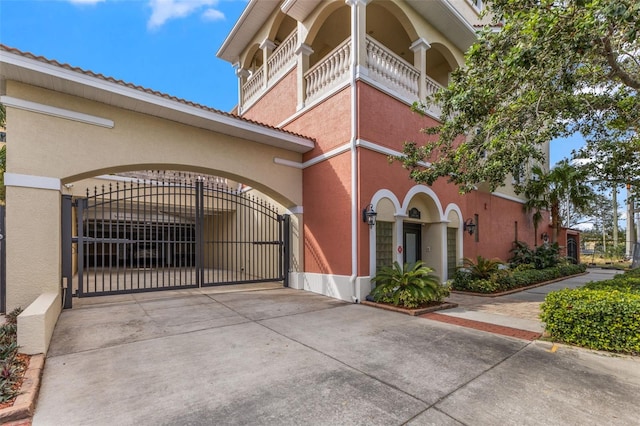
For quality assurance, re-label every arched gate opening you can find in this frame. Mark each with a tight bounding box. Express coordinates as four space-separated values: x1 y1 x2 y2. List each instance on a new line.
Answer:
61 173 290 308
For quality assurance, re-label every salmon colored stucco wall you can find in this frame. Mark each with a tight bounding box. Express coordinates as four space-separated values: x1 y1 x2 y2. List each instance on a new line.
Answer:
241 69 298 126
358 83 438 151
286 88 352 160
303 152 352 275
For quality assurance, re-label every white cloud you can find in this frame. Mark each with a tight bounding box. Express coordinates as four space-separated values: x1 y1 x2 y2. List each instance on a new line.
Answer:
147 0 225 30
202 8 225 22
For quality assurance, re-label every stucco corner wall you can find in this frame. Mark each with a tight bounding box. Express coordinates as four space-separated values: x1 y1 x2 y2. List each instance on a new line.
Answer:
17 292 61 355
5 185 62 312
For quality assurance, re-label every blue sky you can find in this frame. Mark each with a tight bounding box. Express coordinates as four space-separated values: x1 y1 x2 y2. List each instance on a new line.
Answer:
0 0 584 164
1 0 248 112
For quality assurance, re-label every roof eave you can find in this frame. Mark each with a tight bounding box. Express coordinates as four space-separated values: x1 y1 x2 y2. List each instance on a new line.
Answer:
0 49 314 154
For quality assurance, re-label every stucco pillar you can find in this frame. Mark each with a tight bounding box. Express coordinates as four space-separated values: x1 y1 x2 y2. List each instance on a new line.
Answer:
425 221 448 282
260 38 276 89
410 38 431 101
295 43 313 110
394 214 407 265
5 184 62 311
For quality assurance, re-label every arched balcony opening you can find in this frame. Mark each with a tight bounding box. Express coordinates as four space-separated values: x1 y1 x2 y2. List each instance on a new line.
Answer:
426 44 457 87
240 12 299 108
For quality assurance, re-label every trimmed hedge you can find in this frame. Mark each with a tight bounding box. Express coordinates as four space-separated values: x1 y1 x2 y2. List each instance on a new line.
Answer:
541 286 640 355
452 263 587 293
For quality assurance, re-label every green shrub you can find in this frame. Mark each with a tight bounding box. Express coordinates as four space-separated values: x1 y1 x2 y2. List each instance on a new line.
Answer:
370 261 448 308
0 307 24 403
461 256 504 280
509 241 535 266
509 241 562 269
541 289 640 355
583 275 640 294
452 263 586 293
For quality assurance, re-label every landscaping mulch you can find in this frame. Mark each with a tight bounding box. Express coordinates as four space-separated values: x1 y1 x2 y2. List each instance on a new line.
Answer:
361 300 458 316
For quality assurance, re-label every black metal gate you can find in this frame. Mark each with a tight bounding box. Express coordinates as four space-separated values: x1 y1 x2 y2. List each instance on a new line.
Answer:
63 179 289 305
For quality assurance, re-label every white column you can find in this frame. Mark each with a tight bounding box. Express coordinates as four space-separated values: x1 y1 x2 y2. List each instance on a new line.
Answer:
260 38 276 89
346 0 370 77
234 64 249 115
295 43 314 110
410 38 431 100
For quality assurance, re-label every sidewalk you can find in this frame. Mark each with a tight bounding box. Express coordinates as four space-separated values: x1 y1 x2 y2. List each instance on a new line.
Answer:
429 268 620 338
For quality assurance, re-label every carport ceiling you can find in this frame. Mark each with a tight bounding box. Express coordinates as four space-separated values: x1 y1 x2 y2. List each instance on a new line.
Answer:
0 45 315 154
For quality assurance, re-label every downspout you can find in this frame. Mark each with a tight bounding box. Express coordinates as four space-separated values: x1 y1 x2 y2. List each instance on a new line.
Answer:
349 0 359 303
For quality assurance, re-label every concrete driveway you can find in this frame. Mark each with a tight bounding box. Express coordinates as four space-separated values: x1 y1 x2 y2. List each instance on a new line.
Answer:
34 283 640 425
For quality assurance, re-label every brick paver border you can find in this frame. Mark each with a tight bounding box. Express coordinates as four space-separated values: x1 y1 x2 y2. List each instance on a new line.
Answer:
421 312 542 341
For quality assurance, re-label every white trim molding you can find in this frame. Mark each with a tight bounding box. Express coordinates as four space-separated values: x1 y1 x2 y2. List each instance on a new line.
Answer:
4 173 61 191
0 95 114 128
303 143 351 168
491 191 526 204
286 206 303 215
356 139 431 167
273 157 303 169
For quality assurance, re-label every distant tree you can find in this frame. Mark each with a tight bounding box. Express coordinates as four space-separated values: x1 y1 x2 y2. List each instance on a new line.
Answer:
399 0 639 193
521 160 595 244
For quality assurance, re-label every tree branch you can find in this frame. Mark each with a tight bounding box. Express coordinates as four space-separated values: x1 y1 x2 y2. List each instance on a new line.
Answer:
601 34 640 90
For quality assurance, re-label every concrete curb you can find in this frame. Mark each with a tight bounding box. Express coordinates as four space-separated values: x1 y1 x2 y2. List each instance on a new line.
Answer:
450 272 589 297
0 354 45 425
361 301 458 316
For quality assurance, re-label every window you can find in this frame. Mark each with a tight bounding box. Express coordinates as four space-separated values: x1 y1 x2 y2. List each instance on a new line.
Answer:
376 221 394 271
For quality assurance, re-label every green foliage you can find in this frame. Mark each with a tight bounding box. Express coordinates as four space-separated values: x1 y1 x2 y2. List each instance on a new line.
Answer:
398 0 640 193
509 241 562 269
509 241 535 266
541 285 640 355
452 263 586 293
370 261 448 308
0 307 24 403
583 268 640 294
461 256 504 280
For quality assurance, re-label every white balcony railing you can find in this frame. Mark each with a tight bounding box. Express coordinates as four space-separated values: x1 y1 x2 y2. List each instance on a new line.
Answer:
304 39 351 104
241 30 445 116
366 36 419 100
267 31 297 81
425 75 443 115
242 66 265 106
242 30 298 106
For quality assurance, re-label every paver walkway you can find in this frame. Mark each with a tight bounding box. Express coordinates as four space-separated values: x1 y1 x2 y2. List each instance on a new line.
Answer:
430 268 620 338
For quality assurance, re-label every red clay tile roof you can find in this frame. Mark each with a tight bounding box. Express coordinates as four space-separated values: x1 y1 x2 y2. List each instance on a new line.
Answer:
0 44 314 142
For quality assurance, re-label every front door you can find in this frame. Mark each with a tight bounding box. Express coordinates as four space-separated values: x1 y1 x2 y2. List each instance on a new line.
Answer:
403 223 422 265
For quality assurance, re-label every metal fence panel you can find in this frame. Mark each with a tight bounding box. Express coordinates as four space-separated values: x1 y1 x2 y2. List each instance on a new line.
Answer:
72 180 288 299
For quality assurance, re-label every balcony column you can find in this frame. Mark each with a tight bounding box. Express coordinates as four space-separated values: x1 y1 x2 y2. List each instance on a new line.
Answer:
234 64 249 115
345 0 370 77
295 43 313 110
410 38 431 100
260 38 276 89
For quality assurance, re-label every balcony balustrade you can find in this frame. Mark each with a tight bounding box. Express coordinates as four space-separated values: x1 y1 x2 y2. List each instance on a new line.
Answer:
365 36 419 100
304 39 351 104
240 31 444 117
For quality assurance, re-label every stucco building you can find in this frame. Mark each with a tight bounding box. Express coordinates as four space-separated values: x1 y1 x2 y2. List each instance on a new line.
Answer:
0 0 549 354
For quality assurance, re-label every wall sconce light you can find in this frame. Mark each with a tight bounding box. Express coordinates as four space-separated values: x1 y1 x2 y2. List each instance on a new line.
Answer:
362 204 377 227
463 218 476 235
541 232 549 243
